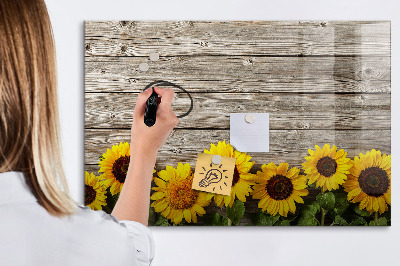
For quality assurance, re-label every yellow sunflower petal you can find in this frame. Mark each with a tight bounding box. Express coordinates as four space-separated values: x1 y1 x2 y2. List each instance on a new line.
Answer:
191 210 198 223
193 204 206 215
154 199 168 212
158 170 171 181
161 206 171 217
322 143 330 156
278 201 285 216
378 197 387 214
150 191 165 201
288 198 296 213
348 188 362 200
286 167 300 179
292 193 304 203
384 192 391 205
259 197 270 212
183 209 192 223
282 200 289 217
173 211 184 224
214 194 224 207
277 162 289 175
359 197 368 209
372 198 379 212
154 177 166 188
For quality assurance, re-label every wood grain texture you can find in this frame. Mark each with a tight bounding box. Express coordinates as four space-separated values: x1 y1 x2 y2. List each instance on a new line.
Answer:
84 128 391 169
85 56 390 93
85 92 391 130
85 21 390 56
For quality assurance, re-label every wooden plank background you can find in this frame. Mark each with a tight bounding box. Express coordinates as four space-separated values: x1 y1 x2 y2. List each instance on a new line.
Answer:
84 21 391 225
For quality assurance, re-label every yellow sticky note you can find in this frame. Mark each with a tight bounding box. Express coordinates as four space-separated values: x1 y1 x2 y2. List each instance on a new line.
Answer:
192 153 236 196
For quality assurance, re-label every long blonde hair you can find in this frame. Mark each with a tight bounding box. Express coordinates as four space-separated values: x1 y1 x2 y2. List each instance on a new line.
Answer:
0 0 76 216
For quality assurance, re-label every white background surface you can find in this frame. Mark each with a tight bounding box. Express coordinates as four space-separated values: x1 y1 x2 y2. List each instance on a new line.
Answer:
45 0 399 265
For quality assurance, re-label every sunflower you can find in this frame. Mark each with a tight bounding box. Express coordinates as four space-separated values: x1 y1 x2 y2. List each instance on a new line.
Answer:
204 140 256 208
85 171 107 210
302 143 352 192
99 142 157 195
151 162 213 225
99 142 131 195
252 162 308 217
343 149 391 214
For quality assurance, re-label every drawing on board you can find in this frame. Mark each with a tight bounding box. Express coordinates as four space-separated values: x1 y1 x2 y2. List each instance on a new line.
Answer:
192 153 236 196
84 21 391 226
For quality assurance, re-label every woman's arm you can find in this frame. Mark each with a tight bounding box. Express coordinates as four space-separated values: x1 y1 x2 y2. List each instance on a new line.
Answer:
110 147 157 225
111 87 179 225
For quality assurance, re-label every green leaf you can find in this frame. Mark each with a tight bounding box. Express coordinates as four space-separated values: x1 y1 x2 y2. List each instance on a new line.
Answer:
275 220 291 226
311 201 320 212
307 181 317 189
226 200 245 225
369 217 388 226
154 216 171 226
298 217 318 226
349 216 367 226
334 215 348 226
105 189 119 210
354 205 372 217
381 208 391 223
203 213 229 226
300 203 320 219
332 192 349 216
250 212 279 226
284 213 298 222
296 202 320 226
148 207 156 225
316 192 335 210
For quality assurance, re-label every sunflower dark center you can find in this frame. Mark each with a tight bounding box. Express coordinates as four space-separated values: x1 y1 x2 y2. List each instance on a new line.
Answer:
231 167 240 187
358 167 389 197
167 179 198 210
316 156 337 177
85 185 96 205
266 174 293 200
112 155 130 183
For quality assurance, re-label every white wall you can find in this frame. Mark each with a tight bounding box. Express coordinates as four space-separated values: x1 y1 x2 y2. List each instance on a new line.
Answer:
46 0 399 265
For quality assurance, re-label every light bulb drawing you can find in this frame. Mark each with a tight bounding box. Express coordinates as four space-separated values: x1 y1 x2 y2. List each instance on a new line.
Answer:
198 162 230 192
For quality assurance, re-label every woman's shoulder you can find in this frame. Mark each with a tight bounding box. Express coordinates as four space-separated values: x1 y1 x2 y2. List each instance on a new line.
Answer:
72 204 155 265
69 204 141 244
73 204 152 237
0 201 151 265
73 204 120 224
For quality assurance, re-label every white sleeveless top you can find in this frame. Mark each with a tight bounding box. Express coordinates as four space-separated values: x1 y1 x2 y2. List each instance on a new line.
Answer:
0 171 155 265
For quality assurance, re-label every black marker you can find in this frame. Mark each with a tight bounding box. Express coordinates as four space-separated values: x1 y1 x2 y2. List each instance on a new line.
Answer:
142 80 194 126
144 87 159 127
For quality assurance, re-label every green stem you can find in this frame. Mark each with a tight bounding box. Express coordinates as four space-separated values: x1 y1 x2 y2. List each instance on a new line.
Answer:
320 208 326 226
320 187 325 226
374 212 379 222
227 218 232 226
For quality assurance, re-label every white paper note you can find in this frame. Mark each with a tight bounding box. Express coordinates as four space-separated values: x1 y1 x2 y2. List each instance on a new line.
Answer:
230 113 269 153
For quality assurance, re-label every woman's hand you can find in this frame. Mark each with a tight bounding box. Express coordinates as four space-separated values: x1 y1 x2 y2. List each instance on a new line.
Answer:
111 87 178 224
130 87 179 155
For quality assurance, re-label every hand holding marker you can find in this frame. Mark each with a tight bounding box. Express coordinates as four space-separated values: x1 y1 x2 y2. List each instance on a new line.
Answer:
144 87 159 127
130 81 193 155
143 80 194 127
141 55 192 127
